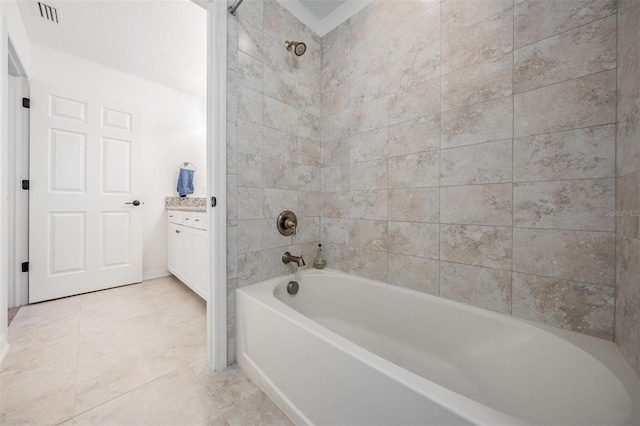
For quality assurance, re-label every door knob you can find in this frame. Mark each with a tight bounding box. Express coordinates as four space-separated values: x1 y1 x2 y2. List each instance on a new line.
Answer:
125 200 141 206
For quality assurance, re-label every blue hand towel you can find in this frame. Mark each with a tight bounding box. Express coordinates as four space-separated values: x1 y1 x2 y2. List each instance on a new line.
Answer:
177 168 195 197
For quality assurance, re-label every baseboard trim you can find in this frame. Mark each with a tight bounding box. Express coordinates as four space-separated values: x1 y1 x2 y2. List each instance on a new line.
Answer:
0 334 10 366
143 269 170 281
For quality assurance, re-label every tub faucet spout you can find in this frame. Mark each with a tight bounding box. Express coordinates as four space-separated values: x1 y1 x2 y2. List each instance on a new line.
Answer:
282 252 305 267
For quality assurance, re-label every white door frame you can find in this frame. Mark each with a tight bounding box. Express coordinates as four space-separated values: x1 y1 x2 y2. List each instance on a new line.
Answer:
0 2 228 369
0 22 28 362
0 17 11 363
199 0 227 371
7 36 29 309
7 68 29 309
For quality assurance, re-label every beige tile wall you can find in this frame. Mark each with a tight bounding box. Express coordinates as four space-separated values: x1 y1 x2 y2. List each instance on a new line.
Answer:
226 0 322 361
319 0 619 341
225 0 636 373
615 0 640 375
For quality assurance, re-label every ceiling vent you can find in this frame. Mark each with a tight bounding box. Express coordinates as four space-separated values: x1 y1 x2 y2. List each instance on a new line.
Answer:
36 2 60 24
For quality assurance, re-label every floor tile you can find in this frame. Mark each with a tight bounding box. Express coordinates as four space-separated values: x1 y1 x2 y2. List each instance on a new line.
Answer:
140 276 194 303
73 366 223 425
77 283 146 312
77 313 167 363
222 389 293 426
2 275 291 425
148 288 207 327
0 367 76 426
8 310 80 352
0 335 78 389
74 337 189 415
15 297 82 326
191 359 261 412
165 318 208 364
80 294 156 324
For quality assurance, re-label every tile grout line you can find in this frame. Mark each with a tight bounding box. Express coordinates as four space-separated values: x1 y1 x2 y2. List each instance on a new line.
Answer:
443 66 615 116
308 175 618 190
437 7 617 83
324 102 615 145
511 0 516 316
512 67 615 96
514 9 618 53
442 260 616 290
385 8 391 284
287 218 616 234
187 361 231 423
512 269 617 291
438 0 443 298
344 19 352 275
612 2 619 343
72 364 190 420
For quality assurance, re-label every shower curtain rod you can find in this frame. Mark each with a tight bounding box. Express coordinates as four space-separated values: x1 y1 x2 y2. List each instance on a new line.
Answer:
228 0 244 16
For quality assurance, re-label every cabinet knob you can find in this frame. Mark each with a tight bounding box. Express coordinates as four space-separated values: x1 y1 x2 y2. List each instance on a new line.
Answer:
175 230 181 233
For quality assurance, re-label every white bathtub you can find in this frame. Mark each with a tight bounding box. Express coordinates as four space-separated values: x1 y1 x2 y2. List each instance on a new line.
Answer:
236 269 639 425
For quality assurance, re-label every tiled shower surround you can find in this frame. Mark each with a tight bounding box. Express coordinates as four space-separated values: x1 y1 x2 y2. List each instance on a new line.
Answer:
226 0 322 361
320 0 618 337
226 0 638 373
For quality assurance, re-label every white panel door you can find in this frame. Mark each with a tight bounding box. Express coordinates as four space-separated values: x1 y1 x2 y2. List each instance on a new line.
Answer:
29 81 143 303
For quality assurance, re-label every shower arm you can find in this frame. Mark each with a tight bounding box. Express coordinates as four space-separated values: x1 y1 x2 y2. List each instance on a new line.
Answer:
228 0 244 16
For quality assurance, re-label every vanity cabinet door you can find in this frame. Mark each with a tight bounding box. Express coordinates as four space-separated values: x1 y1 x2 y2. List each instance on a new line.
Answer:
192 229 209 300
168 222 193 286
168 222 181 276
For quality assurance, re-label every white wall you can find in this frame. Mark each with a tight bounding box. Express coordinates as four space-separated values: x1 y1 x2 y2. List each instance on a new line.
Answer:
2 0 31 75
30 44 207 280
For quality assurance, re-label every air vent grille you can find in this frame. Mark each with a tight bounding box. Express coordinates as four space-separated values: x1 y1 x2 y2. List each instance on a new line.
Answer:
37 2 59 23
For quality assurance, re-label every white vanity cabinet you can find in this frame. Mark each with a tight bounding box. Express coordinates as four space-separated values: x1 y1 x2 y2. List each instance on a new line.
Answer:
167 210 209 301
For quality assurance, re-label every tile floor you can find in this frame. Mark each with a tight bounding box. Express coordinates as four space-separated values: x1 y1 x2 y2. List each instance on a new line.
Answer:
0 276 293 426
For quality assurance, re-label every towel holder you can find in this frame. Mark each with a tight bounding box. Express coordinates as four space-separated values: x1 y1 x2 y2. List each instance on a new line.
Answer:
180 161 196 171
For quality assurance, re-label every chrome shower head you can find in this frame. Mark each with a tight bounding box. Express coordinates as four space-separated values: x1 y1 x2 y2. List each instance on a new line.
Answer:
284 40 306 56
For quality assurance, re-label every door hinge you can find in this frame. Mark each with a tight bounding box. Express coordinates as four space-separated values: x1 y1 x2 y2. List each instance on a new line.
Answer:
22 98 30 108
21 180 29 190
211 196 217 207
21 262 29 272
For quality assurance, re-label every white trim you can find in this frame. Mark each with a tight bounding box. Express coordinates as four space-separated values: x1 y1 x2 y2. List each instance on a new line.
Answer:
275 0 373 37
143 269 170 281
207 0 227 371
7 73 15 308
7 35 27 78
0 16 10 365
0 334 9 365
7 74 29 308
191 0 209 10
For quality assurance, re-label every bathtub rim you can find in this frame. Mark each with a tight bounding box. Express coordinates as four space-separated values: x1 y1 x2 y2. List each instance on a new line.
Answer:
236 268 639 426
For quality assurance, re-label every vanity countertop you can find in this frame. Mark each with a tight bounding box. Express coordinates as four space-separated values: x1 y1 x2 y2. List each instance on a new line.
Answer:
165 196 207 212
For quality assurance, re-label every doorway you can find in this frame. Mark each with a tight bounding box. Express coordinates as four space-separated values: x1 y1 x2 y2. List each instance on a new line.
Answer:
1 0 228 370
